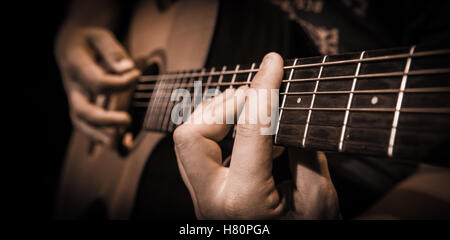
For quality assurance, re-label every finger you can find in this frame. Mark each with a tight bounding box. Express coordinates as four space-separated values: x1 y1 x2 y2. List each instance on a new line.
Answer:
71 112 114 145
230 52 284 182
173 87 247 193
287 148 340 219
186 86 248 141
86 28 135 73
288 148 333 187
68 87 131 126
66 45 140 93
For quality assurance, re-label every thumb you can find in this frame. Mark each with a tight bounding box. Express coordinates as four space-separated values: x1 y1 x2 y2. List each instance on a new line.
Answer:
87 28 135 73
288 148 340 219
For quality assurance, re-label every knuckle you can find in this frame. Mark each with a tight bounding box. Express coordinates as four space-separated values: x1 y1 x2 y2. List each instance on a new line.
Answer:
173 125 195 146
88 72 109 93
236 123 260 138
250 79 266 89
86 27 113 38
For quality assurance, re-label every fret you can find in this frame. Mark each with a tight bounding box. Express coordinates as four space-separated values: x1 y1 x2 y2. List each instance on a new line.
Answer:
161 72 185 131
339 51 366 151
246 63 256 85
395 43 450 158
229 65 240 89
168 72 191 132
410 47 450 71
155 75 178 130
407 73 450 88
388 46 416 157
187 71 198 120
145 74 168 130
193 69 206 113
215 66 227 95
203 67 215 100
302 56 328 148
275 59 298 144
143 75 159 129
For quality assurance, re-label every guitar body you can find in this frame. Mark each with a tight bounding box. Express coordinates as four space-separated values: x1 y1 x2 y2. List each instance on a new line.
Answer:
56 0 219 219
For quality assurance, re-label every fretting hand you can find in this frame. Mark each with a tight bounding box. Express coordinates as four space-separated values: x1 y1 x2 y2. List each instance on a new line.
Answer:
173 53 340 219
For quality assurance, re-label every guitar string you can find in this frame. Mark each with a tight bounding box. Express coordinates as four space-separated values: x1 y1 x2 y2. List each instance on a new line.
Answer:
131 75 450 103
130 49 450 130
137 48 450 82
133 85 450 100
134 68 450 92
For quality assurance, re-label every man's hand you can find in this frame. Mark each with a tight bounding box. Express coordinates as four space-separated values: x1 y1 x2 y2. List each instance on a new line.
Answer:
55 27 141 144
173 53 340 219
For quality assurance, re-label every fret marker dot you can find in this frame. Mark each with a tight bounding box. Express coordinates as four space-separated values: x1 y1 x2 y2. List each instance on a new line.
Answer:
371 96 379 105
297 97 302 104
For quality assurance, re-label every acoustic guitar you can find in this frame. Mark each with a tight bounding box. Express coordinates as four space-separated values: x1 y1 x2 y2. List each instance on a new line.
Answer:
56 0 450 219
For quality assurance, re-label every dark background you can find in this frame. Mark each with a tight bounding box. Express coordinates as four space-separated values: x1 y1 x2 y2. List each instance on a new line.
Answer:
16 2 71 219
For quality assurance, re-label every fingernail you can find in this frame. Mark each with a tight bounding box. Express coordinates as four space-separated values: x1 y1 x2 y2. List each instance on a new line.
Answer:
117 59 134 70
260 54 273 69
224 88 235 99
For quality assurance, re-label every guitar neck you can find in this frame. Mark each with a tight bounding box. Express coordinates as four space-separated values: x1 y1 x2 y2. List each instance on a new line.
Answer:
131 46 450 159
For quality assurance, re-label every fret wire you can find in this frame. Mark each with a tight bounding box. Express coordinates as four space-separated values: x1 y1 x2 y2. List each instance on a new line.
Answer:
246 63 256 85
203 67 215 100
145 74 166 130
143 74 159 129
154 74 173 130
162 71 187 131
194 69 206 111
215 66 227 95
232 63 256 139
230 65 240 89
188 75 197 121
138 48 450 82
275 59 298 144
388 46 416 157
303 56 328 148
278 107 450 113
339 51 365 152
228 65 240 139
156 74 177 130
170 72 191 132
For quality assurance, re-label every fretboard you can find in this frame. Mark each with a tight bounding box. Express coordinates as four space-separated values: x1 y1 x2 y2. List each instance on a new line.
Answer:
131 46 450 159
